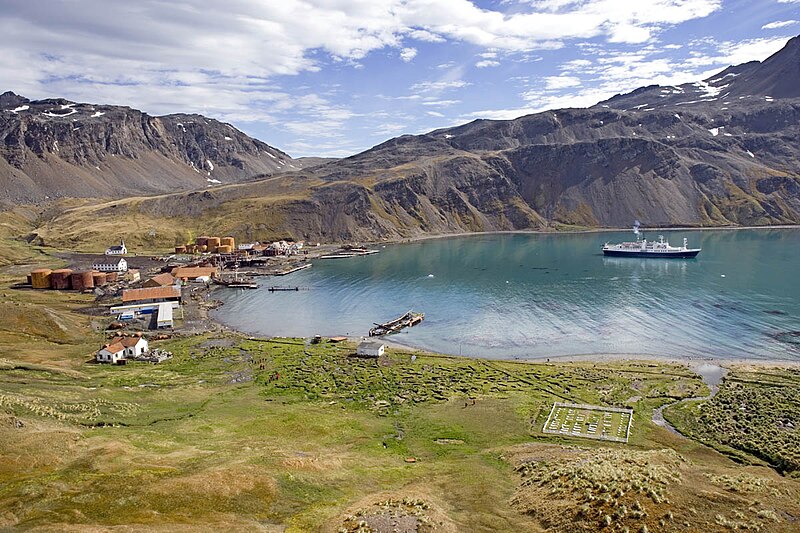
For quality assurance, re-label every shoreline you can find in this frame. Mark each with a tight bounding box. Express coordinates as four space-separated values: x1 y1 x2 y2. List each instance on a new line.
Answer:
376 336 800 369
210 306 800 369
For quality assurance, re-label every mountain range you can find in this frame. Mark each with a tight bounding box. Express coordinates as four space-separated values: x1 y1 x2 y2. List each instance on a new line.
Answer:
0 92 310 202
5 35 800 246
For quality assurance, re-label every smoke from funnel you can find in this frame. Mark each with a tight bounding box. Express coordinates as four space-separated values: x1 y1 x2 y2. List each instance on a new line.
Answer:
633 220 641 235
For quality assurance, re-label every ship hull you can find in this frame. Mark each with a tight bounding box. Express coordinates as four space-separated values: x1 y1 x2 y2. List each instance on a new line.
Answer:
602 249 700 258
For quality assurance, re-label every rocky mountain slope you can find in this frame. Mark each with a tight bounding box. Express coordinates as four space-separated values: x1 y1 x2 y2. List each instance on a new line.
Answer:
0 92 304 202
32 35 800 247
289 34 799 237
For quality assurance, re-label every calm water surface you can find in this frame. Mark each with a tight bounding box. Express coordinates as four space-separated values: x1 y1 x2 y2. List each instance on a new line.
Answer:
213 229 800 361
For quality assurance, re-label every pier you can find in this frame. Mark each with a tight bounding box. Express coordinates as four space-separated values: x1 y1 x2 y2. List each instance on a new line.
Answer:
274 263 312 276
369 310 424 336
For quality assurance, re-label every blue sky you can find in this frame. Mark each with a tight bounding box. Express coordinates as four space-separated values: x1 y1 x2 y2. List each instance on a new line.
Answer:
1 0 798 157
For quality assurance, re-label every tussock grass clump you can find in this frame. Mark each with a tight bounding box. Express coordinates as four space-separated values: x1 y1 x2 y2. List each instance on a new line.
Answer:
340 497 437 533
704 472 782 496
0 392 139 423
512 447 684 531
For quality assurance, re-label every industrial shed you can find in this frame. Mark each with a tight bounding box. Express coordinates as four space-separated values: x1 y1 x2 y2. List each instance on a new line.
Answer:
171 266 218 282
122 286 181 305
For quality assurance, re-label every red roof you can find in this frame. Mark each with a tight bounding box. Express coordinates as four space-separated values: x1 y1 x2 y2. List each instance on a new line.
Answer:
170 266 218 279
122 286 181 303
146 272 176 286
109 336 146 347
102 342 125 354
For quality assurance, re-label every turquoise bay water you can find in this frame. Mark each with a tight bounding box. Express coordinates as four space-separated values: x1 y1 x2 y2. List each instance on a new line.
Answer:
213 229 800 361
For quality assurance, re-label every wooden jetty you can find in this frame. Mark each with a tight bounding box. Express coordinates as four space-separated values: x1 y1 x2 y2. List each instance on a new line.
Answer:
369 310 424 337
319 249 380 259
219 281 258 289
214 272 258 289
268 286 309 292
274 263 312 276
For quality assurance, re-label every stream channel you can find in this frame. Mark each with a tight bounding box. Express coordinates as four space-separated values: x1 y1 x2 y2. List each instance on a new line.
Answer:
652 363 729 436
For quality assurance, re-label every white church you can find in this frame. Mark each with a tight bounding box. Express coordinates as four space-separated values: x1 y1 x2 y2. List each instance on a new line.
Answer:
105 240 127 255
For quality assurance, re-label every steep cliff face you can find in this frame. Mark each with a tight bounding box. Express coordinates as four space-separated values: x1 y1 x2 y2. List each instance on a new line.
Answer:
0 93 300 202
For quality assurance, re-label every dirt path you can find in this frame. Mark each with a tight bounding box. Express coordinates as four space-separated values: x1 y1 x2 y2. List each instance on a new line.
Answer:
652 363 729 436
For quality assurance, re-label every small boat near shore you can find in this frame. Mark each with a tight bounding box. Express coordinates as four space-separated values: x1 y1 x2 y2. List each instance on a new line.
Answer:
369 310 424 336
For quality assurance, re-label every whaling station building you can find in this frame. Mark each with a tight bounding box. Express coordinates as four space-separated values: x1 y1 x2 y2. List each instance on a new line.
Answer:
92 257 128 272
110 286 182 328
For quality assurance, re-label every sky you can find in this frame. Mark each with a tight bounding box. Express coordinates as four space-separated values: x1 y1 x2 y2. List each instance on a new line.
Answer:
1 0 799 158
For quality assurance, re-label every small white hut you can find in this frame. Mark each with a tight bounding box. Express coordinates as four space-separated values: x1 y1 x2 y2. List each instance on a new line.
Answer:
356 341 385 358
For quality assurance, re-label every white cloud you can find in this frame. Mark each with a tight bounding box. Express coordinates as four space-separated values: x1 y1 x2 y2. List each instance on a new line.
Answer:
410 80 471 92
761 20 798 30
712 36 794 65
426 110 445 117
421 99 461 106
475 60 501 68
0 0 725 105
472 34 793 122
400 47 418 62
408 29 446 42
373 123 409 135
544 75 581 89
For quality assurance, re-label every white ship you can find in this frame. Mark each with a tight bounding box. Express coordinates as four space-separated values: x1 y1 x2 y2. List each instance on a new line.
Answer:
602 221 701 258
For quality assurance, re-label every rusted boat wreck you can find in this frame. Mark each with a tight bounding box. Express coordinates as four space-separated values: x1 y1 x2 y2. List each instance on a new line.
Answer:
369 310 424 336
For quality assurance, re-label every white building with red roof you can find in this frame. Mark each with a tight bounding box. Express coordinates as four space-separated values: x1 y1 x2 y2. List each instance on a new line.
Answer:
96 335 149 364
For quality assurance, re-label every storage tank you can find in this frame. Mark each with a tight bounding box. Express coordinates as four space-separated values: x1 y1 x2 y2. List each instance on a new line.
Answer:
186 244 197 254
196 236 209 246
50 269 74 290
106 272 118 282
70 271 95 291
92 272 107 286
220 236 235 248
216 245 232 254
175 245 187 254
206 237 221 249
30 269 52 289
